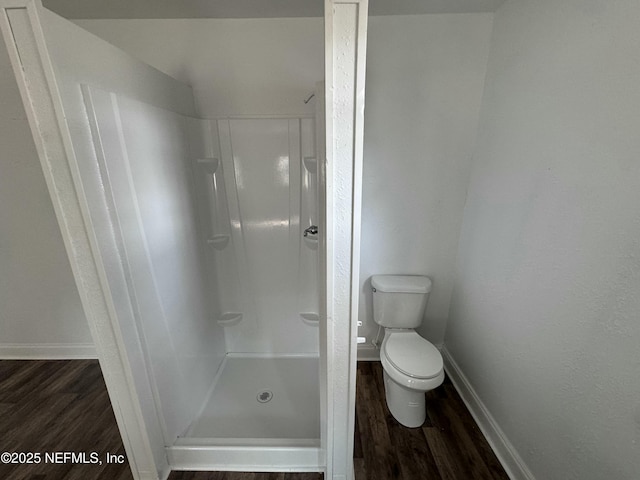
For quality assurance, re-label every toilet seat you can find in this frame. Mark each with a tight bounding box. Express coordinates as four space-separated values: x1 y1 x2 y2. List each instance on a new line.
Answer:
383 331 443 379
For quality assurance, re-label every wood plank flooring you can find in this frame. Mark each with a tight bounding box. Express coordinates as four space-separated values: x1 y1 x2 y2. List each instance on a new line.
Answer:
0 360 508 480
355 362 510 480
0 360 130 480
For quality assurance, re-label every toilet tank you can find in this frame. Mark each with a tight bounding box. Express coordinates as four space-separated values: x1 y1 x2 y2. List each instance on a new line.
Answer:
371 275 432 328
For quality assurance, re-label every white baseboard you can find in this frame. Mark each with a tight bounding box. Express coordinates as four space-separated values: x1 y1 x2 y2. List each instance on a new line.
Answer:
0 343 98 359
357 344 380 361
441 346 536 480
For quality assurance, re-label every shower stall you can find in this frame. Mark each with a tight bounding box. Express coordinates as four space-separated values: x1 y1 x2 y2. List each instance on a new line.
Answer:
174 116 324 446
0 0 367 478
80 82 325 468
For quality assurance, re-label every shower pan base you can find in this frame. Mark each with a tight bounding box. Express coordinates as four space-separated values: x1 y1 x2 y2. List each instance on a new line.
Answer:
167 355 323 472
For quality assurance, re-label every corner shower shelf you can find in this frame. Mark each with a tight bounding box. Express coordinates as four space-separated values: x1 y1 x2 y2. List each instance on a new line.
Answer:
300 313 319 326
302 156 317 174
217 312 243 327
196 157 220 174
207 234 230 249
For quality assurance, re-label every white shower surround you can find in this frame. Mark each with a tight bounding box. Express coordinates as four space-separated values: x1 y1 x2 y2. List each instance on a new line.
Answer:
209 117 320 355
80 85 224 445
0 1 368 479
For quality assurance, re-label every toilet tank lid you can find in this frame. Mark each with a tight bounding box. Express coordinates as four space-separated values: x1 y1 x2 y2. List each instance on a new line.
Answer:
371 275 432 293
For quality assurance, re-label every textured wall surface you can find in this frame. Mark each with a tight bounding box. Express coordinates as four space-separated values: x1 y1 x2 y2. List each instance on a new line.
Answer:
360 14 493 345
446 0 640 478
0 31 92 350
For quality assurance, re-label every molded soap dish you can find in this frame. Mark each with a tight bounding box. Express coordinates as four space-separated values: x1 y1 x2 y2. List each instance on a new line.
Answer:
300 313 319 326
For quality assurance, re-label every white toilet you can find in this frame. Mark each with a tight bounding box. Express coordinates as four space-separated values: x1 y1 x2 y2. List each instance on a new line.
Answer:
371 275 444 428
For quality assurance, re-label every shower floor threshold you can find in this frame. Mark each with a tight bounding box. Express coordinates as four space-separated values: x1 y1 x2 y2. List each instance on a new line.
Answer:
173 437 320 447
181 354 321 441
167 440 324 472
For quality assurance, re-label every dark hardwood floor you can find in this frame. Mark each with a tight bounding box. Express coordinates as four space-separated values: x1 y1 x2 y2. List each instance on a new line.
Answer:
0 360 508 480
355 362 509 480
0 360 130 480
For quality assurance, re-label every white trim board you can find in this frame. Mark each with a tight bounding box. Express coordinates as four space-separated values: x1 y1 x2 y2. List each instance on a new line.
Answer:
324 1 369 478
0 343 97 359
441 346 536 480
167 441 324 473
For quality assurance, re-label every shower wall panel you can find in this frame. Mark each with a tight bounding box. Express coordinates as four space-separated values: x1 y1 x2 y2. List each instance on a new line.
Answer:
212 118 319 354
299 118 320 319
190 121 242 327
187 118 228 324
83 87 226 443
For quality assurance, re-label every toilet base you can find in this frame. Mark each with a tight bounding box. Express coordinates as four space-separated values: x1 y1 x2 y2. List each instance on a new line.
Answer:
383 370 426 428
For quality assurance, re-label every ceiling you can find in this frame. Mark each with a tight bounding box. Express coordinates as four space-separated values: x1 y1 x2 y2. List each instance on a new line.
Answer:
43 0 507 19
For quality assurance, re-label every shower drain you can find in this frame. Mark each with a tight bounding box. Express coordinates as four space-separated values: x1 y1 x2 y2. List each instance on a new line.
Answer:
256 390 273 403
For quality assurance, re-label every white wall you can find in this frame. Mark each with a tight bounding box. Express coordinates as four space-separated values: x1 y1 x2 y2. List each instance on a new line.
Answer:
359 14 494 346
43 0 507 19
0 32 92 358
446 0 640 479
74 18 324 117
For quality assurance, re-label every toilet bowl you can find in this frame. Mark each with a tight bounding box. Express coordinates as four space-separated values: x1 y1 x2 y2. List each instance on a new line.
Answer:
371 275 444 428
380 330 444 427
